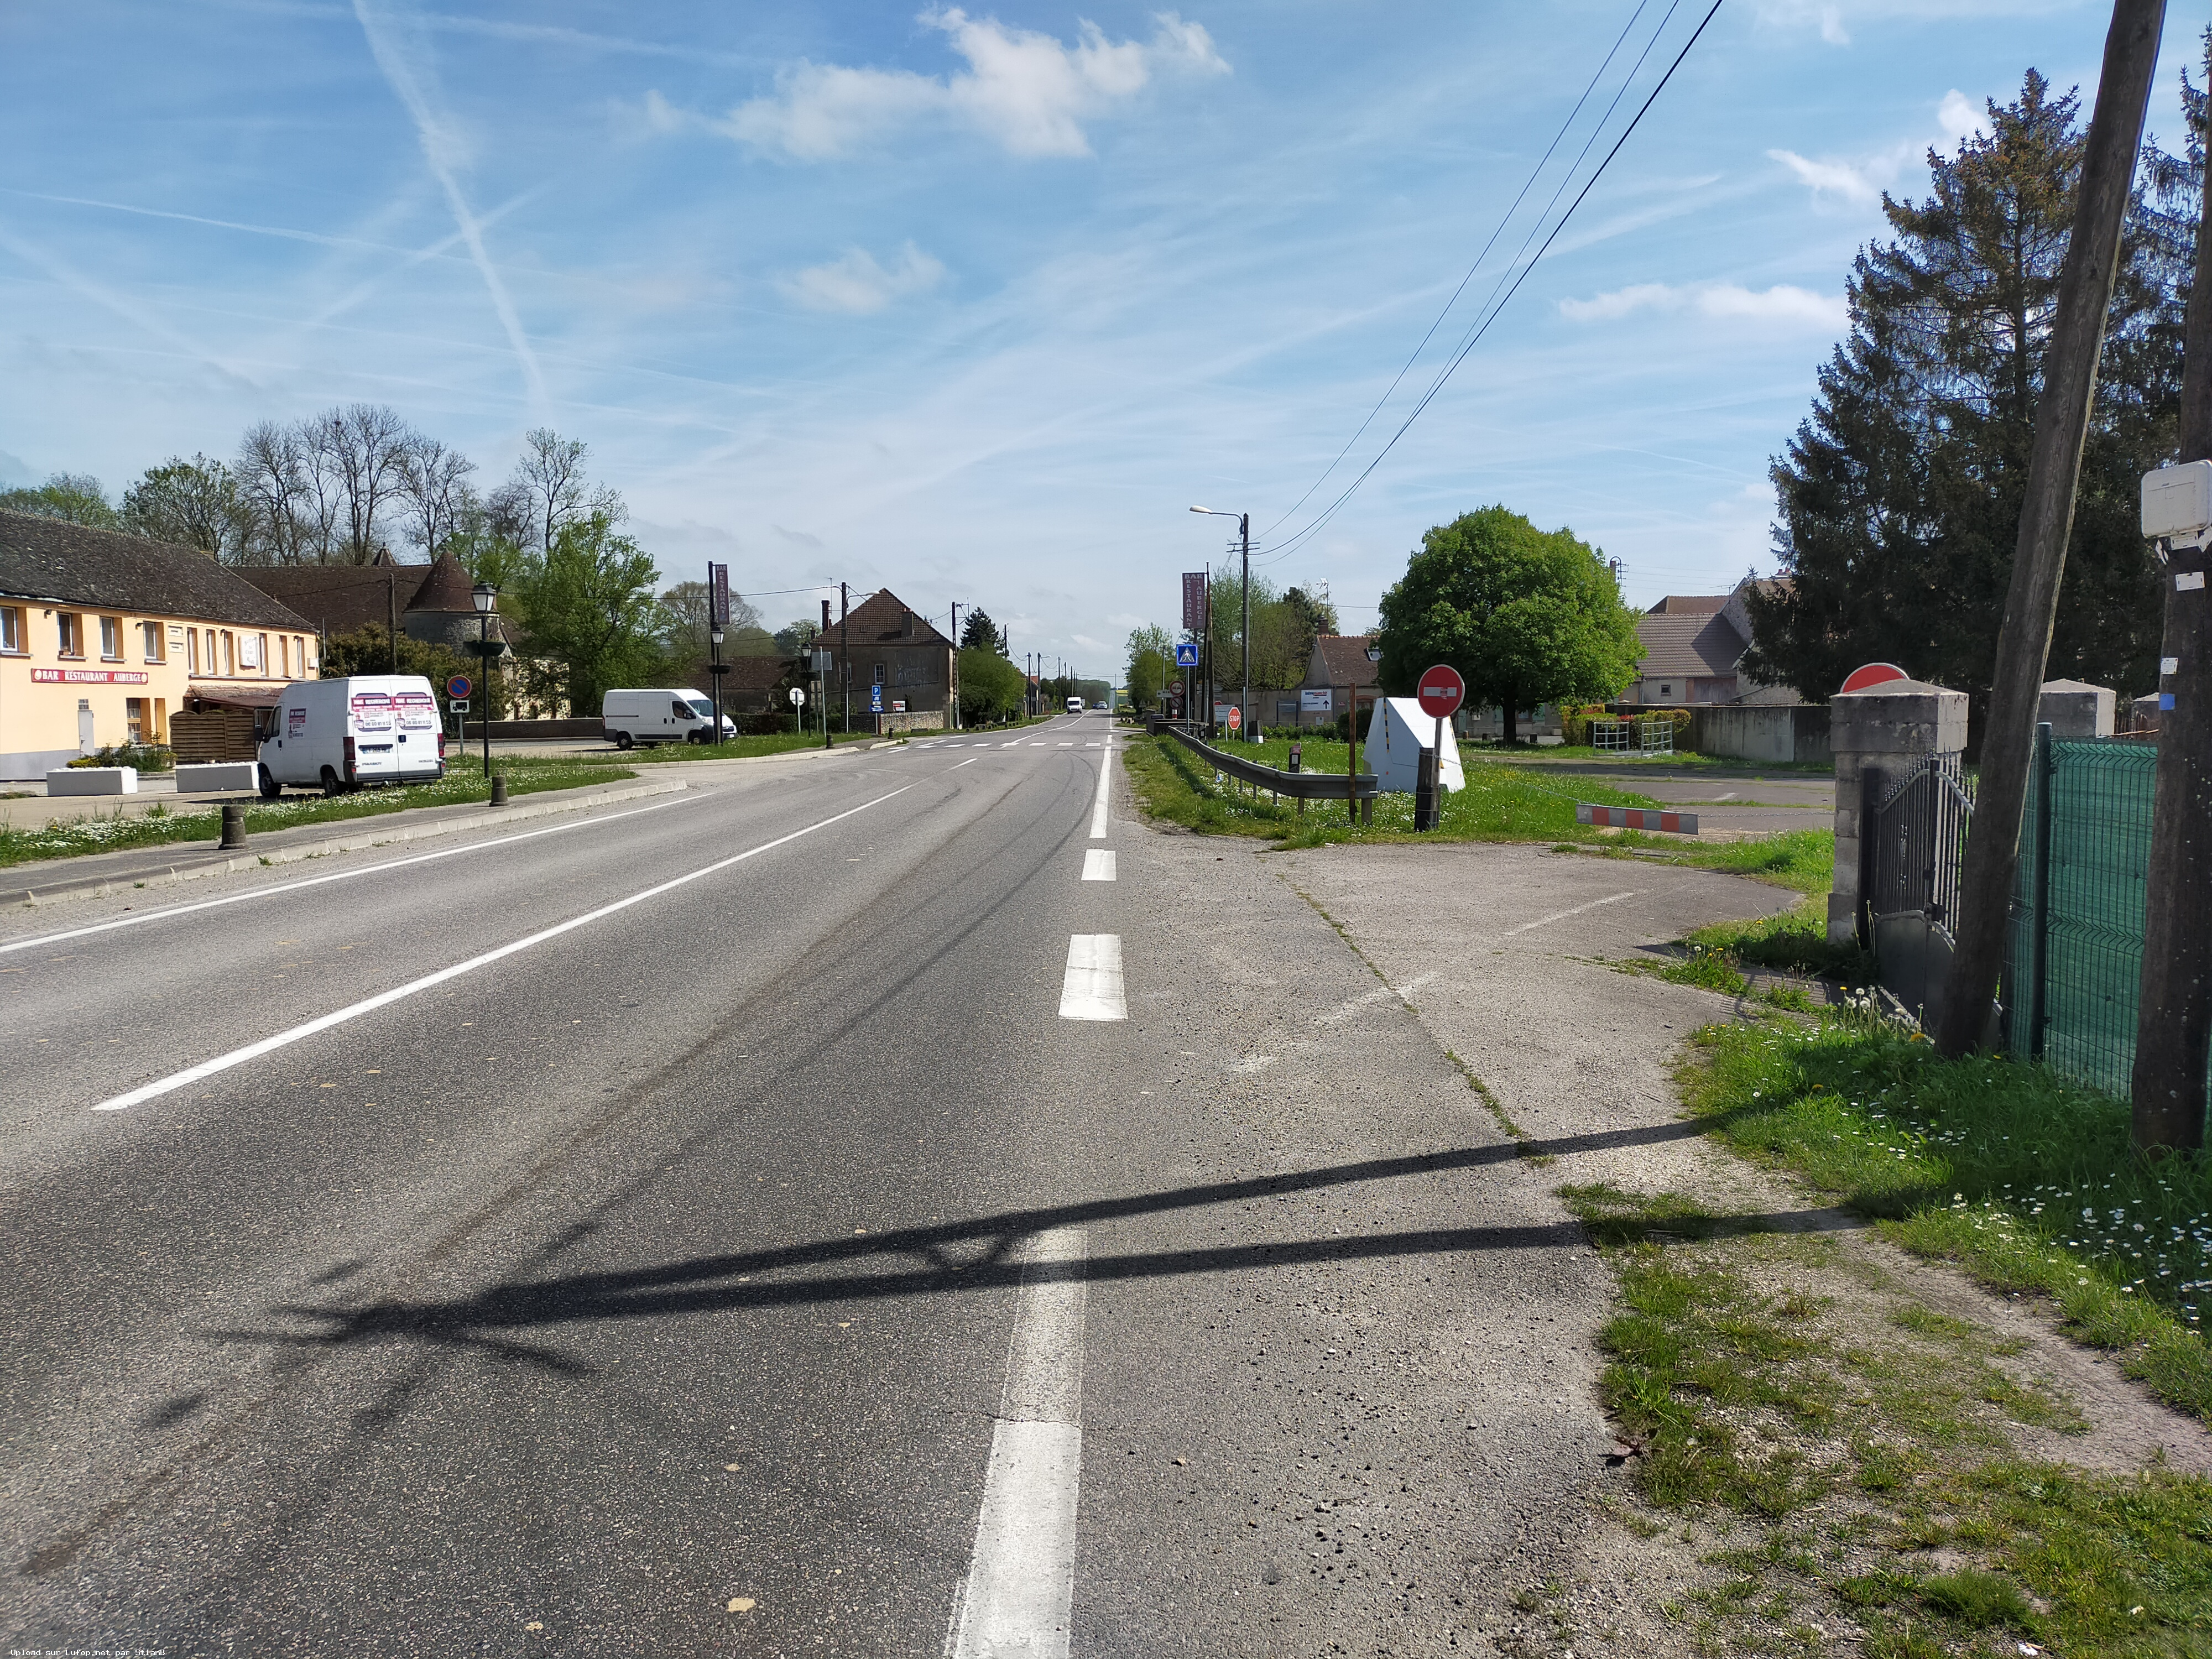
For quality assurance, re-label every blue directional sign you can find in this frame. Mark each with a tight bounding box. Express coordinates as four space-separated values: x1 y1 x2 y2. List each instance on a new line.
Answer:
1174 641 1201 667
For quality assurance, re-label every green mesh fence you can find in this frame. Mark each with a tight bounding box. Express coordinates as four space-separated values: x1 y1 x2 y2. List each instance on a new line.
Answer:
2005 735 2161 1098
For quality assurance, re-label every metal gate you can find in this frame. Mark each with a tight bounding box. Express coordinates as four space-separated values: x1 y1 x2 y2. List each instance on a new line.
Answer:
1866 756 1973 1021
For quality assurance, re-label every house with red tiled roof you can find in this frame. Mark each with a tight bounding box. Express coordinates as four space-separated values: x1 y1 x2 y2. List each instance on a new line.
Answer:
813 588 953 732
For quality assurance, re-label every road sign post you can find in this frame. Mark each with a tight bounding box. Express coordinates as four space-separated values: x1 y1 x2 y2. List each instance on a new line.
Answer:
1415 665 1465 831
1225 705 1241 736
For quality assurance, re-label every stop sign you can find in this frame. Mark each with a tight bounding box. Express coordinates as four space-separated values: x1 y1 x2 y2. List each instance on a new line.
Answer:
1417 664 1465 719
1224 705 1243 732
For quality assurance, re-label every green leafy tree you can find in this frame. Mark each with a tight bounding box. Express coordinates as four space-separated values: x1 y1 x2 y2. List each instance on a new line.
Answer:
1 472 120 528
122 455 254 560
1745 71 2194 731
515 511 662 714
1377 505 1642 744
1125 623 1173 714
958 646 1026 723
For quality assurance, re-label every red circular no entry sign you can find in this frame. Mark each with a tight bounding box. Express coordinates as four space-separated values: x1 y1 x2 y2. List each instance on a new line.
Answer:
1838 662 1909 695
1417 664 1465 719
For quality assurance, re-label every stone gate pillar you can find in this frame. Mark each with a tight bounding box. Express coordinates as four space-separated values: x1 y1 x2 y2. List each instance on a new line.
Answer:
1827 680 1970 947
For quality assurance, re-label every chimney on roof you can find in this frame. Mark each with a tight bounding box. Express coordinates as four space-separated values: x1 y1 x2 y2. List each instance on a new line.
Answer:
901 607 914 639
822 598 831 633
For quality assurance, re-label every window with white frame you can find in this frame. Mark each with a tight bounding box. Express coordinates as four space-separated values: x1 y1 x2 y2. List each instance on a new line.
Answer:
100 615 122 660
141 620 163 661
0 606 20 654
58 613 82 656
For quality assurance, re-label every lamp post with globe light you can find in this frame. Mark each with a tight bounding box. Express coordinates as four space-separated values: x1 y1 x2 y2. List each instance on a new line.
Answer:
471 581 498 780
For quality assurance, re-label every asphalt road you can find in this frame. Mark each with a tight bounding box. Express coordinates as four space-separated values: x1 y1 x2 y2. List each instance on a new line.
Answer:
2 710 1613 1655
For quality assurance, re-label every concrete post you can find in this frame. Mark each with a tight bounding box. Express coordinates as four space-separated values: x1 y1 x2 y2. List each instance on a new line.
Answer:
1827 680 1970 946
2036 678 2116 737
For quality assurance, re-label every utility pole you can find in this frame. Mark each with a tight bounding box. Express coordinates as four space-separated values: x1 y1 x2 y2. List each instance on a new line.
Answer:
1239 513 1251 741
387 568 398 675
950 602 962 731
1936 0 2166 1058
840 582 850 740
2133 28 2212 1151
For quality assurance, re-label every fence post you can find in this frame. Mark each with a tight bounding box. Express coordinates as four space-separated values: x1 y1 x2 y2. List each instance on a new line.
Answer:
2028 722 2054 1062
1829 679 1970 947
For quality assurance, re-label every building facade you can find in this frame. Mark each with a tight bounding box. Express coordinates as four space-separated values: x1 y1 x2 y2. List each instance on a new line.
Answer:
1 511 317 779
1626 580 1800 708
813 589 953 731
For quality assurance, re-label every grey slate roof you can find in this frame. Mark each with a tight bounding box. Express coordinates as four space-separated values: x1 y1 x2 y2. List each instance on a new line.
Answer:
1635 611 1748 678
0 509 313 632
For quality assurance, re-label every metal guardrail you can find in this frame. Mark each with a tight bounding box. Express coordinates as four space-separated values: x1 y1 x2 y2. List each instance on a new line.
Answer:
1158 722 1380 804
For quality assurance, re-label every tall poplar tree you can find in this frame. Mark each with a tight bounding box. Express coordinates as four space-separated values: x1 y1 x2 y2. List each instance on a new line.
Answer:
1745 72 2197 734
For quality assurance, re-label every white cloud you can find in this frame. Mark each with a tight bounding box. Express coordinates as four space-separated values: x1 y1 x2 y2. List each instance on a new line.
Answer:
1767 146 1892 206
781 242 948 314
1937 88 1986 144
721 8 1229 160
1559 281 1846 328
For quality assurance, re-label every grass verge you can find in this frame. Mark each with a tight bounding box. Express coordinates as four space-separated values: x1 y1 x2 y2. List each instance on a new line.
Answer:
1679 1014 2212 1421
1561 1181 2212 1658
0 756 627 868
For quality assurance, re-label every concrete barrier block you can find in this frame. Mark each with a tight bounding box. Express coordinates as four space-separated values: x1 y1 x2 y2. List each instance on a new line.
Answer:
47 766 138 796
175 761 260 793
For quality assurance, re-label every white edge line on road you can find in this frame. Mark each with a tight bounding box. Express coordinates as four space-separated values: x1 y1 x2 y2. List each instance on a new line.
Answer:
1087 739 1111 839
951 757 979 769
2 790 704 957
1081 848 1115 881
1499 889 1638 938
89 785 914 1113
947 1227 1088 1659
1057 933 1125 1021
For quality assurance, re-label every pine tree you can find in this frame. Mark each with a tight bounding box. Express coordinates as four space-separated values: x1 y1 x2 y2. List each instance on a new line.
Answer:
1744 71 2195 735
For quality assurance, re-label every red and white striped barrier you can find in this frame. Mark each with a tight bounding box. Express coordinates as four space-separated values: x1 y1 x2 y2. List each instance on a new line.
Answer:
1576 803 1698 835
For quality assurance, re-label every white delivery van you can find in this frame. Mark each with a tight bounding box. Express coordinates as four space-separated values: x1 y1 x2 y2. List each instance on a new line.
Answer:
1067 696 1085 714
259 675 445 797
602 688 734 749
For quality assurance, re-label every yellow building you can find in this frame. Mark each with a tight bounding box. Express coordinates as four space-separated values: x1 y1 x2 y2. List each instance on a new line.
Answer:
1 509 317 780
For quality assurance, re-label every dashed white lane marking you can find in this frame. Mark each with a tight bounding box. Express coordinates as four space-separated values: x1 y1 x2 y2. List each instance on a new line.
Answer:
1056 742 1073 747
947 1227 1088 1659
1500 890 1637 938
88 785 916 1113
1057 934 1125 1021
1088 742 1111 839
952 758 979 770
0 791 703 958
1082 849 1115 881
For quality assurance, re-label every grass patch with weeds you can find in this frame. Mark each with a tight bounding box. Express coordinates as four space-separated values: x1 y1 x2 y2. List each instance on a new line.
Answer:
1678 1014 2212 1421
1561 1181 2212 1657
0 756 627 868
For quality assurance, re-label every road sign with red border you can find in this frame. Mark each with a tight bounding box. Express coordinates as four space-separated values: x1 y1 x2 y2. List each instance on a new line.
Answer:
1224 705 1243 732
446 675 472 700
1417 664 1465 718
1839 662 1909 694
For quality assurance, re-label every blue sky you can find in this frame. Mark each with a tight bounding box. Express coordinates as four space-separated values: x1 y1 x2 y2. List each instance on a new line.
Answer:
1 2 2203 677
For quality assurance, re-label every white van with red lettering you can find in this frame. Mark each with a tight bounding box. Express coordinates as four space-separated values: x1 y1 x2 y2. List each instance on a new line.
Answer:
258 675 445 797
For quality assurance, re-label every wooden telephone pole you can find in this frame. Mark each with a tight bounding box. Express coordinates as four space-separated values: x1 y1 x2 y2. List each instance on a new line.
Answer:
2132 34 2212 1151
1936 0 2168 1057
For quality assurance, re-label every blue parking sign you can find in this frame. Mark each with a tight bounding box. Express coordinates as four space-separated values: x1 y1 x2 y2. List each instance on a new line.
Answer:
1174 641 1200 667
870 684 884 712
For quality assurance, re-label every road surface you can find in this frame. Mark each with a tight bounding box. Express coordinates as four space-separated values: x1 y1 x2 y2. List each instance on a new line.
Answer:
2 711 1611 1655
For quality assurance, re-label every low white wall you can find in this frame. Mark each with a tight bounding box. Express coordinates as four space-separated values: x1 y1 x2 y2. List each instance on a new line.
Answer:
48 766 139 796
1688 705 1831 766
175 761 260 793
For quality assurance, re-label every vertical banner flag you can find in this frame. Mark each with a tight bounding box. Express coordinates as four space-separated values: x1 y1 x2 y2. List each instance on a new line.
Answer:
1181 571 1207 633
709 563 731 628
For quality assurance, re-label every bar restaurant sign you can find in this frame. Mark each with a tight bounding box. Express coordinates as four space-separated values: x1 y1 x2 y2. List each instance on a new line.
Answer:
33 668 151 685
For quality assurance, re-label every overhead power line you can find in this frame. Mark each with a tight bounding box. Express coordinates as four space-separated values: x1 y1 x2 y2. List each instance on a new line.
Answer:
1251 0 1727 565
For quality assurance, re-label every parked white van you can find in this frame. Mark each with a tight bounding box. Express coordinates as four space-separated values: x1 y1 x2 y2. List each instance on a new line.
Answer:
602 688 735 749
259 675 445 797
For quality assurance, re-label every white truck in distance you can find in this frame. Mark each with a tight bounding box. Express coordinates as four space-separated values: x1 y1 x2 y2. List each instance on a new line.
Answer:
602 688 734 749
259 675 445 797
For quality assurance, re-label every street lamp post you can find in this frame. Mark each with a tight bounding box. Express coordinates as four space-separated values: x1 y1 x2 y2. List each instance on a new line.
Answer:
1191 506 1250 740
471 581 498 780
709 624 726 744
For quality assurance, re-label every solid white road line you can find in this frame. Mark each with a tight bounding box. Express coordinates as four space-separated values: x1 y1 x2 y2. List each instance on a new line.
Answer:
88 785 915 1113
953 758 979 769
1058 934 1125 1021
1088 742 1110 839
1081 849 1115 881
0 791 703 958
1500 889 1638 938
947 1227 1089 1659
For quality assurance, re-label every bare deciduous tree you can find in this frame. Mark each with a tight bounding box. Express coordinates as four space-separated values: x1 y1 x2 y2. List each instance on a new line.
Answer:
398 435 478 557
314 403 415 564
510 427 623 557
237 421 328 563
